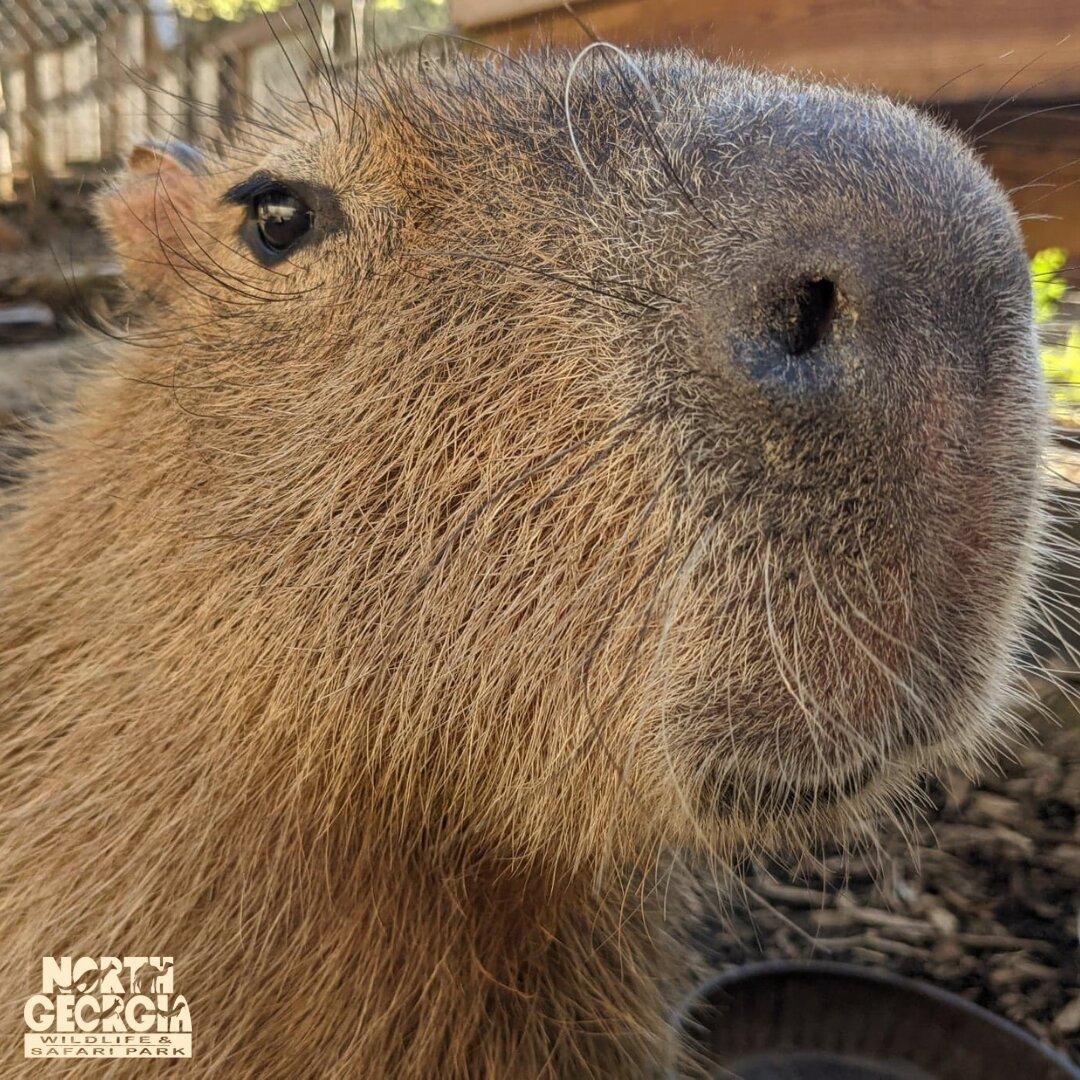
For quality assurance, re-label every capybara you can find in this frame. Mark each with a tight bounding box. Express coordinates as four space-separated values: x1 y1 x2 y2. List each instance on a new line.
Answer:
0 47 1046 1077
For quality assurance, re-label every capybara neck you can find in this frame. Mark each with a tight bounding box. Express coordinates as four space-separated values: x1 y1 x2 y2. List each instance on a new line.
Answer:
0 360 686 1074
2 572 684 1075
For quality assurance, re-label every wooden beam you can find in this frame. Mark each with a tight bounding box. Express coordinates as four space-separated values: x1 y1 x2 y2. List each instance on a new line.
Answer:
0 63 16 201
19 50 53 234
10 0 53 213
95 27 119 164
456 0 1080 105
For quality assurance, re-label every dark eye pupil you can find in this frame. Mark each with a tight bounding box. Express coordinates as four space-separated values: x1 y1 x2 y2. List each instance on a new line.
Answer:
254 189 311 252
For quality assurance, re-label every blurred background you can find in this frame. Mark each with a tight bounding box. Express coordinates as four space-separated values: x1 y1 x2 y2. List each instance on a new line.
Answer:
1 0 1079 1069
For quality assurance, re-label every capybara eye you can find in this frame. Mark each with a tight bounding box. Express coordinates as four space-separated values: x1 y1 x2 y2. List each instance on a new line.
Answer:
252 186 312 254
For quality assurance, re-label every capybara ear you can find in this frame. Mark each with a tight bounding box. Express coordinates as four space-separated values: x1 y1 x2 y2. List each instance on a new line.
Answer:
96 140 209 296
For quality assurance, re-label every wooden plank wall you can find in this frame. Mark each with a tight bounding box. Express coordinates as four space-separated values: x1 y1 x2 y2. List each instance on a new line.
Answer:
455 0 1080 104
0 5 157 207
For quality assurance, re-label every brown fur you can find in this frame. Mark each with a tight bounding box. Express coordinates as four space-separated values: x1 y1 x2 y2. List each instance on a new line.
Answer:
0 50 1046 1076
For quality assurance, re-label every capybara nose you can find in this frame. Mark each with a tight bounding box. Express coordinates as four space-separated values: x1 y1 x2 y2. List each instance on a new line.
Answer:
697 81 1033 411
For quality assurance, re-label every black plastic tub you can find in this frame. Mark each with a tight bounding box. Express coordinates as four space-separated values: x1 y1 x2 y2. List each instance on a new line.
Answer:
682 960 1080 1079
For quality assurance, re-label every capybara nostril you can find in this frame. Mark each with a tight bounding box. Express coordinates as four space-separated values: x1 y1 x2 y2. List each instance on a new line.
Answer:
778 277 837 357
732 274 843 393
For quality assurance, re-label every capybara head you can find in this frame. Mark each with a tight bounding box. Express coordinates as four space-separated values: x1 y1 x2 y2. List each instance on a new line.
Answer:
95 49 1044 873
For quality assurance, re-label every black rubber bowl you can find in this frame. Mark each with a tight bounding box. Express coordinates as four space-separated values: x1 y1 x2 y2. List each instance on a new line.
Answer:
682 960 1080 1079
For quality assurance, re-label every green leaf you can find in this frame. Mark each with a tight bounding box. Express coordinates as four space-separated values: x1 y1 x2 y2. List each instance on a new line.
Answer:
1031 247 1069 324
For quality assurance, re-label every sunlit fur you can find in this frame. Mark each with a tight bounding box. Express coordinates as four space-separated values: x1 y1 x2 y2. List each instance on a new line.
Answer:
0 48 1046 1077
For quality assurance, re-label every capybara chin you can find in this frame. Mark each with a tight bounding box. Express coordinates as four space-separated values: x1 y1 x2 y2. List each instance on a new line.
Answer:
0 47 1045 1077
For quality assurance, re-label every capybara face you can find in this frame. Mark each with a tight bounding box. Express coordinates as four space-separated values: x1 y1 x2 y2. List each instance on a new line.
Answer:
98 51 1044 868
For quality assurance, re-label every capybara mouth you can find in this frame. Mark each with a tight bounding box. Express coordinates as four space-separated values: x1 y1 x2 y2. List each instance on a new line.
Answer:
722 758 884 817
702 744 945 844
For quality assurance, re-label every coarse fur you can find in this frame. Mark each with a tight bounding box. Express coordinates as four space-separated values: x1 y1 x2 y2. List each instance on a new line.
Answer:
0 46 1048 1077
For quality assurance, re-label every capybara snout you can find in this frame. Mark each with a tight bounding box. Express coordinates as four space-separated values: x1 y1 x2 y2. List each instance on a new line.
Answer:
686 77 1035 410
555 59 1046 850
